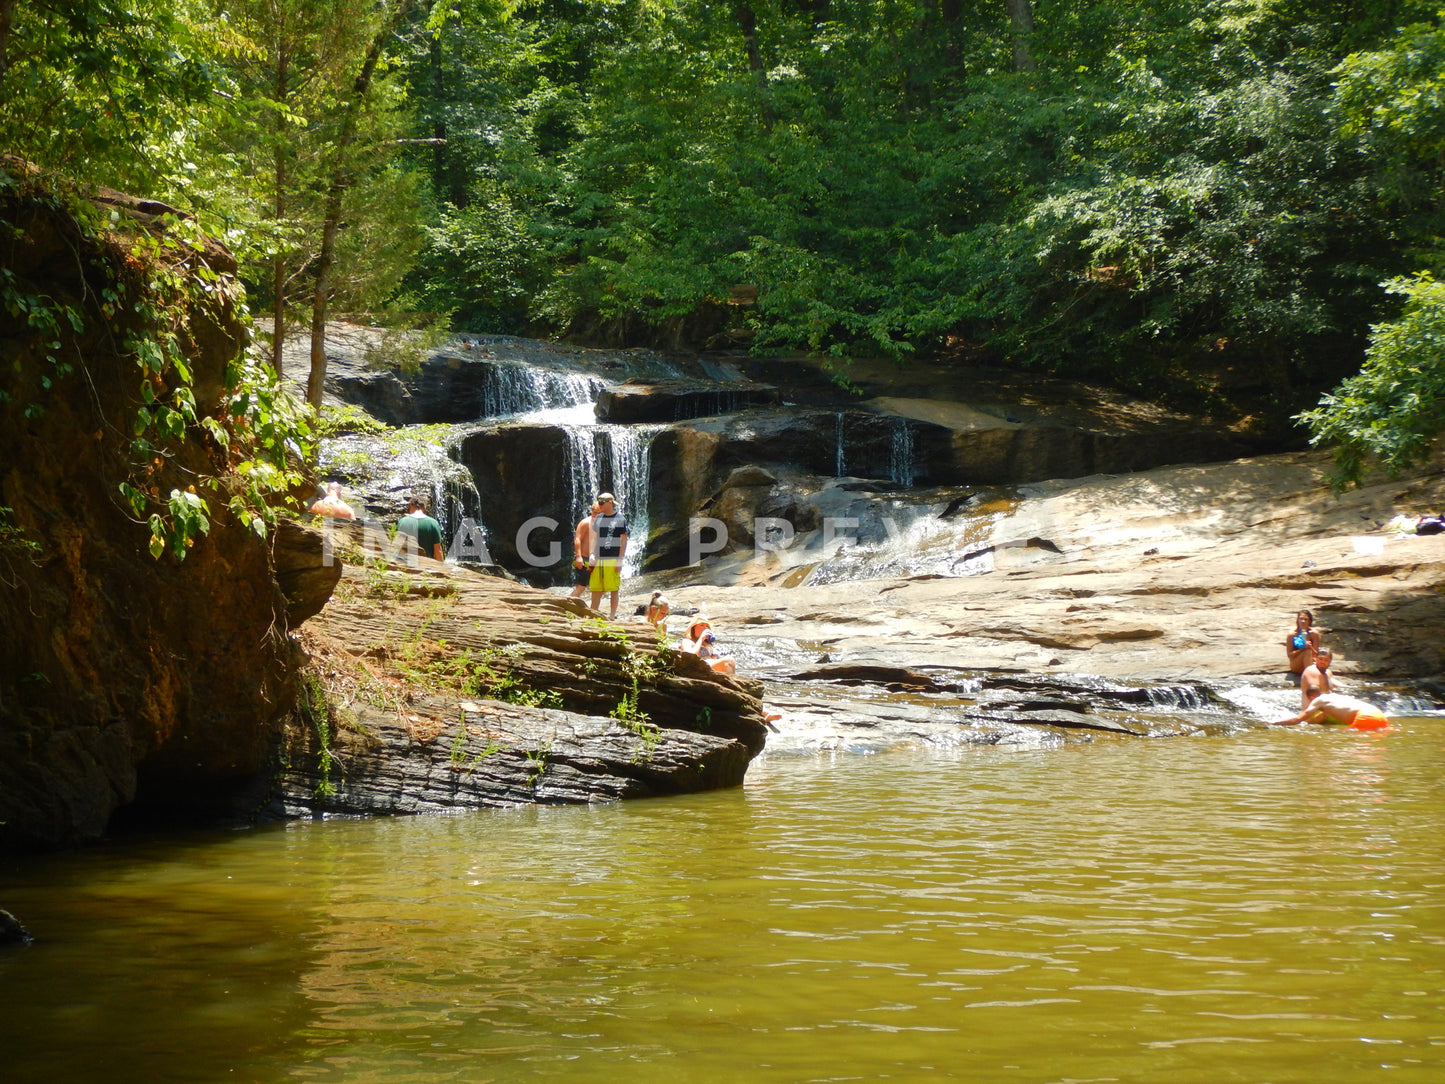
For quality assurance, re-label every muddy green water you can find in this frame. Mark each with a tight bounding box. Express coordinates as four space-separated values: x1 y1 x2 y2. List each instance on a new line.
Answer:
3 723 1442 1083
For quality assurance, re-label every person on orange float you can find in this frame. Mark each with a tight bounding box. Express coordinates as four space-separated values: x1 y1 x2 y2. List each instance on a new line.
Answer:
1274 692 1390 730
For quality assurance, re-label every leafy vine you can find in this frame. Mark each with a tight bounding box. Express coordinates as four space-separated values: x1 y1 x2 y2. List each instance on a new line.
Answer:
2 168 311 561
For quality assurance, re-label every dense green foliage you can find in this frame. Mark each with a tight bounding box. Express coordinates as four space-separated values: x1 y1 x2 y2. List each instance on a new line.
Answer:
0 166 310 559
2 0 1443 472
1298 273 1445 483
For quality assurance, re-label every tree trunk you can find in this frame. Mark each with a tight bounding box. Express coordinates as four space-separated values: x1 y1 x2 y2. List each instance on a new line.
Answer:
0 0 15 86
270 31 290 377
429 31 458 205
733 3 775 132
307 0 419 410
1006 0 1036 73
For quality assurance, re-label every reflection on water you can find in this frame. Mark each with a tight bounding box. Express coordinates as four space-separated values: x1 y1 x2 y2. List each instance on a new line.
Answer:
3 724 1443 1083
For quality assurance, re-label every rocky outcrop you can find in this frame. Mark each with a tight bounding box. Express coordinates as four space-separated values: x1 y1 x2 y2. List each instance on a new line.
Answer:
600 449 1445 758
1 194 772 852
294 323 1260 581
274 327 687 425
273 518 344 626
0 179 334 850
267 547 770 817
453 423 580 571
759 668 1238 753
0 908 34 946
595 378 779 422
637 449 1445 756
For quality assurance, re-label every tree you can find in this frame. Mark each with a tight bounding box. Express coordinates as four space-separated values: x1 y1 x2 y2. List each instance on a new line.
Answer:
0 0 220 188
1299 273 1445 484
1332 11 1445 266
306 0 423 409
1005 0 1035 72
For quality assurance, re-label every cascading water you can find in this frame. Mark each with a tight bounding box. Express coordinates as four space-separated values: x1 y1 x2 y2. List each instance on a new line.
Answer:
432 470 485 558
889 417 916 486
559 423 666 577
482 360 606 421
1143 685 1213 711
835 412 846 477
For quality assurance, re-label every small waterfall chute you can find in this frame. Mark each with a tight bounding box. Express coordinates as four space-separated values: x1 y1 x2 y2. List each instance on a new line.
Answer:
559 423 666 577
889 417 915 487
482 360 607 420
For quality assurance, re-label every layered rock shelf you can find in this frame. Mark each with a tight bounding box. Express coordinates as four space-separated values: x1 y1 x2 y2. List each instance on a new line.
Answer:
270 532 770 819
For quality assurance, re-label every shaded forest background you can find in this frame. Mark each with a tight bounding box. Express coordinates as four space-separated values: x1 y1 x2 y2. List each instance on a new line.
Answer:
2 0 1443 470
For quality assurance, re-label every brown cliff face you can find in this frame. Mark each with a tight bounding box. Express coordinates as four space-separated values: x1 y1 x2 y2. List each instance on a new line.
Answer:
0 176 327 850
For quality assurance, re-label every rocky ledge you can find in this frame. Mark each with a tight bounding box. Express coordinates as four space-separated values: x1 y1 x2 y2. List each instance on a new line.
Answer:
264 525 770 820
630 448 1445 750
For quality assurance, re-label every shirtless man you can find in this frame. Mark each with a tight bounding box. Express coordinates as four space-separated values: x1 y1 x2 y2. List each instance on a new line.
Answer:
1275 692 1389 730
567 502 599 599
308 482 356 521
1284 609 1321 685
1298 647 1333 710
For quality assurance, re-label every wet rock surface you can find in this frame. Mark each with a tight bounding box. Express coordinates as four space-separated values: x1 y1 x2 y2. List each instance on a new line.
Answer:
629 449 1445 751
294 324 1262 583
595 378 780 423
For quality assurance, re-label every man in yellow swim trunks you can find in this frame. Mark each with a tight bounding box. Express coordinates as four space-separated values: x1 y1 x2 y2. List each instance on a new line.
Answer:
588 492 629 621
1275 692 1390 730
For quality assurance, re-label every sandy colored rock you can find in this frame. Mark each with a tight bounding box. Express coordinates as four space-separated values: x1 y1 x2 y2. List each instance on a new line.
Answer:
639 449 1445 686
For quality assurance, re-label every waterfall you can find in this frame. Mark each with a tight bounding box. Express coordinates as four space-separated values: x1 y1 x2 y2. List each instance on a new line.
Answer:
432 469 483 557
1143 685 1212 711
560 423 665 577
561 424 604 526
889 417 915 486
482 361 607 418
606 425 664 578
673 387 747 420
835 412 846 477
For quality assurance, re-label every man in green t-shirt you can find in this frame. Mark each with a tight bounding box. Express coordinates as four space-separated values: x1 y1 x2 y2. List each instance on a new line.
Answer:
396 497 444 561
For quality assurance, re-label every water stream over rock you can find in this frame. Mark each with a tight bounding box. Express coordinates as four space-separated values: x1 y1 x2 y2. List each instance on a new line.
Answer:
295 324 1445 743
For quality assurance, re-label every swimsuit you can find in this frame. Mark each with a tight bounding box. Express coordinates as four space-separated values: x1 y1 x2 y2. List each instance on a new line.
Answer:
1349 707 1390 731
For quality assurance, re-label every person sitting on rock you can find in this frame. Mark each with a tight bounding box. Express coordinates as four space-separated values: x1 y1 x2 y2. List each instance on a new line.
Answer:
645 591 670 631
1274 691 1389 730
1284 609 1321 685
682 617 735 675
1298 646 1333 710
308 482 356 521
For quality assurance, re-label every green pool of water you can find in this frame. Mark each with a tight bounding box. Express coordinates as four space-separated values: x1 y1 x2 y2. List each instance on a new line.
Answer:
3 721 1442 1082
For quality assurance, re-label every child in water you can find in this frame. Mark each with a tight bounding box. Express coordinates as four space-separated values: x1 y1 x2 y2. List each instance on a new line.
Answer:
1284 609 1320 685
